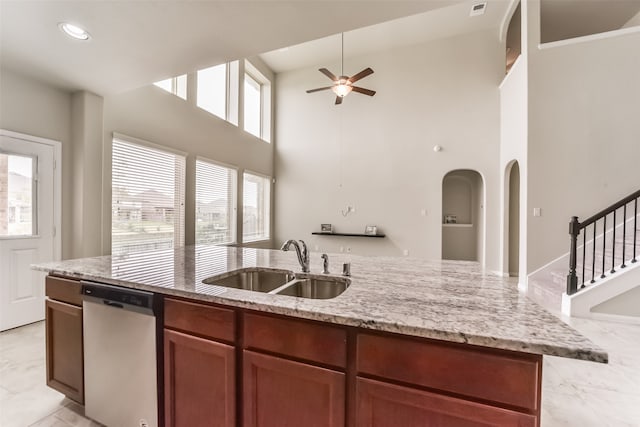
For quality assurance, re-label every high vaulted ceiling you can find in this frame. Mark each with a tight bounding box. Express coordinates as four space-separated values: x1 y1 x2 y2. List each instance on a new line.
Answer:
2 1 638 97
0 0 464 95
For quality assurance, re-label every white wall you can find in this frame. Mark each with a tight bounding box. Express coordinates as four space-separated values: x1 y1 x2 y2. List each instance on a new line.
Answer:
274 30 503 270
592 285 640 317
525 0 640 272
101 60 276 254
0 68 74 259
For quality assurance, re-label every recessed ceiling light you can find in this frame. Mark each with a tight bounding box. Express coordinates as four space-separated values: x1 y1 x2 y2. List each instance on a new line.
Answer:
59 22 90 40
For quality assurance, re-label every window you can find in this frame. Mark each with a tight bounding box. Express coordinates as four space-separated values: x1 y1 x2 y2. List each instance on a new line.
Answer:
153 75 187 100
0 153 35 236
244 73 261 138
197 61 240 124
242 172 270 242
197 64 227 120
111 136 185 255
243 61 271 142
196 159 237 244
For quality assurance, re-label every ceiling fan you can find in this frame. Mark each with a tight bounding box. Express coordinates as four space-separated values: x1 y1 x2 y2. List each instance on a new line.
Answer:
306 33 376 105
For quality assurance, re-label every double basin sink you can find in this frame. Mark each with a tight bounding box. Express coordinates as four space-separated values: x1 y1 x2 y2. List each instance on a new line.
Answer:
202 268 350 299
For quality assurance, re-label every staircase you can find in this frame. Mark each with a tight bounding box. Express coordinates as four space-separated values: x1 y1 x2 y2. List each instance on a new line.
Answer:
528 190 640 320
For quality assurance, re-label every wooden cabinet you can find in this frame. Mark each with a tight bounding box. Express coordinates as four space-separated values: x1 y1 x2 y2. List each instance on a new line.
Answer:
161 301 541 427
45 276 84 404
164 329 235 427
356 377 536 427
163 297 236 427
243 351 345 427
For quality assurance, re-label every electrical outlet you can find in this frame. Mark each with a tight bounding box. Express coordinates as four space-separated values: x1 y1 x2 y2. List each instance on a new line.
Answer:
403 249 409 256
314 245 319 251
420 209 427 216
533 207 541 217
339 246 344 253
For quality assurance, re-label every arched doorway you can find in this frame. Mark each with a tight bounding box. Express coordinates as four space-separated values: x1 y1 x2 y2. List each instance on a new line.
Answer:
507 161 520 277
441 170 484 262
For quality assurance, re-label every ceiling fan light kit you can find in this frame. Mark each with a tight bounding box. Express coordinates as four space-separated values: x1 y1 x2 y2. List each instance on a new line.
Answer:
306 33 376 105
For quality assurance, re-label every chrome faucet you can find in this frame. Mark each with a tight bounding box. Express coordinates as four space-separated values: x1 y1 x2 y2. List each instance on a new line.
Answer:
321 254 330 274
281 239 310 273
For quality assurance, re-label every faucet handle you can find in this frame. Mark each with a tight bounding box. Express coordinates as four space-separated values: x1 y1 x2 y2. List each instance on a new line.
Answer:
321 254 329 274
342 262 351 277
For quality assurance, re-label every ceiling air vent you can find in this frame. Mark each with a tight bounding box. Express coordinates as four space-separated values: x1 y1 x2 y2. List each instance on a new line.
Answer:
470 2 487 16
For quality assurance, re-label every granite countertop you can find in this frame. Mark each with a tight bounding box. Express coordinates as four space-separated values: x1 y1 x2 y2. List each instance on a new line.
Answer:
34 245 607 363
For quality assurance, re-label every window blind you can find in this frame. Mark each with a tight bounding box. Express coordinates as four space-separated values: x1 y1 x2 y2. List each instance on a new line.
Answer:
195 159 237 244
242 172 270 242
112 137 185 255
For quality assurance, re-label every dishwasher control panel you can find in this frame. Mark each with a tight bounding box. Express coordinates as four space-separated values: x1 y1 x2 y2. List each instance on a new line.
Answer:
82 281 155 315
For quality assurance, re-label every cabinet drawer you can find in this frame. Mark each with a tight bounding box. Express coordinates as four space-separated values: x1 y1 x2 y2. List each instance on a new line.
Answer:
356 377 537 427
357 334 541 411
164 298 235 343
244 313 347 368
46 276 82 306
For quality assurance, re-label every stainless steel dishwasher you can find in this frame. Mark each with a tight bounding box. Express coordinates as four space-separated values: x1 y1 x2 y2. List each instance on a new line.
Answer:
82 281 159 427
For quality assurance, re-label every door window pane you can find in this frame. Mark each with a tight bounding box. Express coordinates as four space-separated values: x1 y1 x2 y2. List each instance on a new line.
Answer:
0 153 35 236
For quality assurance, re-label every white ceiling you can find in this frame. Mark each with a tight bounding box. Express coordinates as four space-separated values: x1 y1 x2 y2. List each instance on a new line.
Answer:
0 0 465 95
259 0 510 74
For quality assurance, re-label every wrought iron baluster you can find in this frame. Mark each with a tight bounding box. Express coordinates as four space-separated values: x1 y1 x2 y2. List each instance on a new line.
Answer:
591 221 596 283
601 214 607 279
634 198 638 263
611 209 616 274
621 204 627 268
581 229 586 287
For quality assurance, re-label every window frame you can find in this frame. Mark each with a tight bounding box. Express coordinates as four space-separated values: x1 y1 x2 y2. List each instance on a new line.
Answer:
241 170 271 243
195 156 238 245
244 60 271 143
110 133 186 255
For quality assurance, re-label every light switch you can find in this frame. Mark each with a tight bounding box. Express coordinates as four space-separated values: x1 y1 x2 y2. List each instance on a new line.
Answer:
420 209 427 216
533 208 541 217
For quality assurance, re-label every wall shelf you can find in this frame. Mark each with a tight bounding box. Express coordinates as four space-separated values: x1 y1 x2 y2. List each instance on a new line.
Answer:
311 232 386 238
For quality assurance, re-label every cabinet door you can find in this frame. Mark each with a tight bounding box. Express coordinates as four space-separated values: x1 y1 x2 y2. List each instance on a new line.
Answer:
45 298 84 404
243 351 345 427
164 329 235 427
356 378 537 427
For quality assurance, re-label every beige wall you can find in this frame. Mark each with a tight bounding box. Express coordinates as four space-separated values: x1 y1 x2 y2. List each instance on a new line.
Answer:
274 30 503 270
0 68 73 258
525 0 640 272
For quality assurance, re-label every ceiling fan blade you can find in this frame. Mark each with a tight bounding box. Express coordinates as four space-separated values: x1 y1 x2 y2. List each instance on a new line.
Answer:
306 86 334 93
348 67 374 83
319 68 338 81
351 86 376 96
335 96 343 105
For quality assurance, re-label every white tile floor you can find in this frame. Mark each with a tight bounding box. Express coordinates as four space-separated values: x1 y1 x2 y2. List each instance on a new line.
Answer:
1 316 639 426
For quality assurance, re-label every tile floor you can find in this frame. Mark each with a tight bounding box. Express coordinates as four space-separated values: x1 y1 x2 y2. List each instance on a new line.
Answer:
1 314 639 426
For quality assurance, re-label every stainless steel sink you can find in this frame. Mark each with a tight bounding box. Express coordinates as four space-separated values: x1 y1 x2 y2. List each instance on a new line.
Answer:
276 276 350 299
203 269 350 299
202 268 294 293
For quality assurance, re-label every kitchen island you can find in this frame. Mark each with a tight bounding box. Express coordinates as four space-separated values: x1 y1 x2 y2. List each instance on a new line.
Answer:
35 245 607 427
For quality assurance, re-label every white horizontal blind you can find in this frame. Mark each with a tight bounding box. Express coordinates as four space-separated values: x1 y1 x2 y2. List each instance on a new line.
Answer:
112 137 185 255
242 172 270 242
195 159 237 244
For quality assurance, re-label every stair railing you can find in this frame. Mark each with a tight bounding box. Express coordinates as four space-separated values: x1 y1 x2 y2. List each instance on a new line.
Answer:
567 189 639 295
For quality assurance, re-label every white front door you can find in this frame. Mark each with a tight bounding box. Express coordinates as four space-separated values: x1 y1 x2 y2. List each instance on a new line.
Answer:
0 131 59 331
